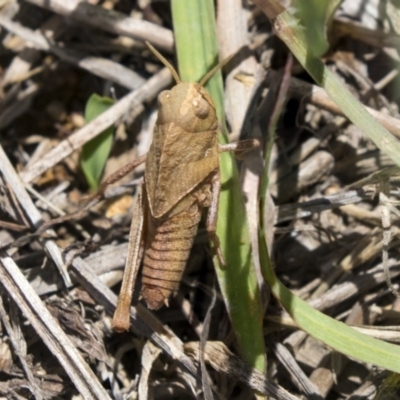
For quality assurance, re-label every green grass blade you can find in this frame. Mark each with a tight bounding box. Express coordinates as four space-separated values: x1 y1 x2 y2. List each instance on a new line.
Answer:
274 8 400 167
260 243 400 372
81 94 114 191
293 0 342 57
254 5 400 372
171 0 266 373
171 0 224 123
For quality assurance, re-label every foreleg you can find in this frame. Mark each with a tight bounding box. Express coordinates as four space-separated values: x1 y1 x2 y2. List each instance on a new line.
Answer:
206 173 226 268
92 153 147 199
218 138 260 159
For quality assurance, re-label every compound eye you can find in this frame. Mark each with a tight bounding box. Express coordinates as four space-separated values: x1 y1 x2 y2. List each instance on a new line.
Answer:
192 96 209 119
157 90 171 105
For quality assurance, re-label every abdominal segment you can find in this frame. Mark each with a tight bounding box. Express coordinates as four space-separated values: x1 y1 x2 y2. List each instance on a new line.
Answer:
141 205 201 310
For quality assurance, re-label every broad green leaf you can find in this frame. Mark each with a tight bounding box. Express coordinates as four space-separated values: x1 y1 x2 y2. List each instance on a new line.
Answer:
81 94 114 191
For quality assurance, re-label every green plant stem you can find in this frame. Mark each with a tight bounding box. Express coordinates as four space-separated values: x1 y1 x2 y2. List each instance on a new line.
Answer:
171 0 267 375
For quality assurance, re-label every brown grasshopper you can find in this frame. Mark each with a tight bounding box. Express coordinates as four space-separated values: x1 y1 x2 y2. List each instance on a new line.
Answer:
111 43 256 331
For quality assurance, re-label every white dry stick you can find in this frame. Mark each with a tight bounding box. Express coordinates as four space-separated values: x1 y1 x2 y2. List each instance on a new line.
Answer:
217 0 258 137
217 0 269 311
24 0 174 52
184 341 299 400
0 297 44 399
0 83 39 130
69 256 201 391
0 145 72 287
267 71 400 140
270 340 323 398
2 15 64 86
138 341 162 400
308 260 400 312
25 184 91 240
0 15 145 91
0 253 112 400
379 178 400 297
20 67 172 184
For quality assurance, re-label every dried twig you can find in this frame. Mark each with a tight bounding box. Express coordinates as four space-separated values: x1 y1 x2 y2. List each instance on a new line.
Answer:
0 297 43 399
217 0 258 137
20 68 172 184
0 83 39 130
310 262 400 311
266 70 400 140
184 341 299 400
1 15 63 86
0 14 146 91
24 0 174 52
138 341 162 400
0 252 111 400
69 255 203 388
275 189 375 223
0 144 71 286
268 338 323 399
379 178 400 297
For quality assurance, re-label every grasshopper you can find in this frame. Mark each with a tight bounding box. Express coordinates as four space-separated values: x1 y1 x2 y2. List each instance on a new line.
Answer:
111 43 256 331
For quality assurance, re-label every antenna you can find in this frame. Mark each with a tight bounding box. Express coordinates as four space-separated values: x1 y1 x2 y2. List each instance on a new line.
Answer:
199 54 233 86
145 41 181 84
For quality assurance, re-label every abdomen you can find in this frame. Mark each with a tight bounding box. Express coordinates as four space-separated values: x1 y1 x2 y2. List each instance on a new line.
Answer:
141 204 201 309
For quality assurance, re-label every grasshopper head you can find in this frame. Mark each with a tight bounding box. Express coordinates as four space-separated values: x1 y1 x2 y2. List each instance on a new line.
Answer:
145 42 228 133
156 82 218 132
